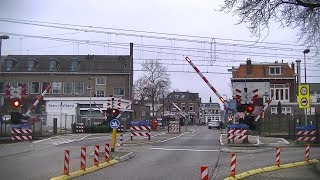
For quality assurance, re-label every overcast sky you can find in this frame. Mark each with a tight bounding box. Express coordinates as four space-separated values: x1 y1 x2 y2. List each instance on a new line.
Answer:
1 0 318 104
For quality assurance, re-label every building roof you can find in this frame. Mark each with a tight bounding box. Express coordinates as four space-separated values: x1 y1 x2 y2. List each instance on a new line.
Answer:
0 54 132 74
167 91 200 102
231 59 295 80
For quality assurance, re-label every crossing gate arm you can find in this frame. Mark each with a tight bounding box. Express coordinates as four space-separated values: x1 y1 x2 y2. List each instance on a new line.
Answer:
185 57 229 108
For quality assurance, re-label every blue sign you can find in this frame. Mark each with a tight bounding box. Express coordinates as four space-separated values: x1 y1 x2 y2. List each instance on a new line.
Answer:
296 125 316 131
228 99 237 110
227 124 248 129
11 124 31 129
110 119 120 128
131 120 150 126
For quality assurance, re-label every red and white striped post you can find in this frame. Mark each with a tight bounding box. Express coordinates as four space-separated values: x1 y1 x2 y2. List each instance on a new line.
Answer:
94 145 99 166
200 165 208 180
275 146 280 167
230 153 237 177
80 147 86 170
305 144 310 162
64 150 70 175
105 143 110 162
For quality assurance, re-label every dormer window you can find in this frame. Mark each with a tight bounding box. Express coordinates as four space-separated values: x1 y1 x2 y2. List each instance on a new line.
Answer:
49 58 60 71
27 58 38 71
269 66 281 75
5 58 17 71
70 58 80 71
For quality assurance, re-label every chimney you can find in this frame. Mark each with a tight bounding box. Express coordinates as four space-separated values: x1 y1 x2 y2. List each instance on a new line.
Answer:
130 43 133 56
246 58 252 75
291 62 295 72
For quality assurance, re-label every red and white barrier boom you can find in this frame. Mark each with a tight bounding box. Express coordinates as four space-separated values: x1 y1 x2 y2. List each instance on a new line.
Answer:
26 84 52 116
254 97 273 122
185 57 228 108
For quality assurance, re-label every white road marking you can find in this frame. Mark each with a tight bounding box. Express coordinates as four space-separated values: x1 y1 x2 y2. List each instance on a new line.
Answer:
32 137 53 143
156 132 190 143
150 147 220 152
86 137 102 140
281 138 290 144
254 136 261 145
219 134 224 146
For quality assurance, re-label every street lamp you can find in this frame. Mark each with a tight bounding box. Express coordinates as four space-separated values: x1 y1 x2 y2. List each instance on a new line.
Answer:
87 77 94 125
303 49 310 126
303 49 310 84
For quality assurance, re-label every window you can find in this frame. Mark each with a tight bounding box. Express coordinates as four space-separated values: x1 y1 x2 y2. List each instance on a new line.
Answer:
113 87 124 96
181 95 185 99
189 103 194 111
9 81 18 88
27 58 38 71
6 59 15 71
270 84 289 102
0 82 6 94
207 116 212 122
74 82 84 95
269 66 281 75
174 95 179 98
31 82 40 94
96 77 106 85
70 59 80 71
271 107 292 115
49 58 59 71
63 82 73 94
52 82 62 94
307 107 315 115
141 110 145 117
42 82 51 94
181 103 186 111
214 116 220 121
96 90 105 97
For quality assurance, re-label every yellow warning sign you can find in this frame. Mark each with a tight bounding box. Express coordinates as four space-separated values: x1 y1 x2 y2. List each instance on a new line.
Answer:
298 84 310 108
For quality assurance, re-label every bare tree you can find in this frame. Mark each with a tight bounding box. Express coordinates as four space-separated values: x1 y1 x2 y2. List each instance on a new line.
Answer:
220 0 320 51
134 59 171 117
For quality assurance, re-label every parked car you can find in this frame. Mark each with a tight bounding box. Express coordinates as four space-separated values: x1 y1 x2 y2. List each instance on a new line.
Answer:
208 120 224 129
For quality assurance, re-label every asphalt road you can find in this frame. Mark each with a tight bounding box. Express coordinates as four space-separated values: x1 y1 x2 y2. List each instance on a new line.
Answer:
76 126 222 180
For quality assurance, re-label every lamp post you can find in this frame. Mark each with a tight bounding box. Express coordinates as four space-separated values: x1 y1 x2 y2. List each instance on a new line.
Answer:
303 49 310 126
87 77 94 125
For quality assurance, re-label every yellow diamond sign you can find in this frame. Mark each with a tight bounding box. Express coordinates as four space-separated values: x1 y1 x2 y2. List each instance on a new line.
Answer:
298 84 310 108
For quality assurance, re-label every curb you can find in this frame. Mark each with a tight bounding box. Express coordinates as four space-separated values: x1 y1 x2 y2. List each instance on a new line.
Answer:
49 152 133 180
223 159 319 180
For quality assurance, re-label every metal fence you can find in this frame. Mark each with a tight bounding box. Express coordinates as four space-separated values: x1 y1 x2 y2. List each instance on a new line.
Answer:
256 113 320 142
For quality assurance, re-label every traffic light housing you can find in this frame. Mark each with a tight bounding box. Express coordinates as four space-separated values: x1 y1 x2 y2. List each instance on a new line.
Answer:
246 104 254 114
11 99 21 108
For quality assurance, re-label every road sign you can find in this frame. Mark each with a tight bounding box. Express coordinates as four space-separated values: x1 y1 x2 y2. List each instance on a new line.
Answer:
110 119 120 128
298 84 310 108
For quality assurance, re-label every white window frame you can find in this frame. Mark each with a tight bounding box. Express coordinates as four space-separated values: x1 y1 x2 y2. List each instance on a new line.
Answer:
269 66 281 75
74 82 84 95
181 103 186 111
270 84 289 102
31 82 40 94
96 77 106 85
142 110 146 117
189 103 194 111
96 90 105 97
63 82 73 94
306 107 315 115
113 87 124 96
271 107 292 115
52 82 62 94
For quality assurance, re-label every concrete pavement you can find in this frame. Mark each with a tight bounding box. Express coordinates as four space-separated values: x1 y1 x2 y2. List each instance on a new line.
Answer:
220 130 320 180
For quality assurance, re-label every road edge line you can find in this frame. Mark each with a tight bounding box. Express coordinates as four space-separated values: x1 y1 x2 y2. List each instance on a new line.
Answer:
223 159 319 180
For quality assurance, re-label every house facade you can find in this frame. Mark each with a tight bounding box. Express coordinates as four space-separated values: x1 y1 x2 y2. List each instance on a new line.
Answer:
200 102 222 124
231 59 320 135
0 43 134 127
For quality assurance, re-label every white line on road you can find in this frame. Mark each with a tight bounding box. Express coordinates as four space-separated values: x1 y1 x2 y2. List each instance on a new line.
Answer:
254 136 261 145
150 147 220 152
282 138 290 144
156 132 190 143
219 134 224 146
85 137 103 140
32 137 53 143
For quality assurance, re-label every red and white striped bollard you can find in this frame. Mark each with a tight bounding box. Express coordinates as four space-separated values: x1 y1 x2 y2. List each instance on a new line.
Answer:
305 144 310 162
64 150 70 175
230 153 236 177
200 165 208 180
80 147 86 170
275 146 280 167
105 143 110 162
94 145 99 166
